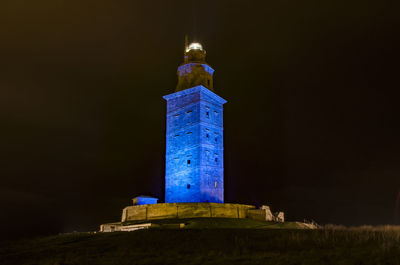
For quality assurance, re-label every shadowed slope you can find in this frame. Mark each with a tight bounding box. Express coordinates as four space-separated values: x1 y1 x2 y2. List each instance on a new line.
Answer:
2 221 400 265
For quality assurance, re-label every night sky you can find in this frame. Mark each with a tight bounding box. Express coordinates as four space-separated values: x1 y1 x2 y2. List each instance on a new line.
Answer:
1 0 399 239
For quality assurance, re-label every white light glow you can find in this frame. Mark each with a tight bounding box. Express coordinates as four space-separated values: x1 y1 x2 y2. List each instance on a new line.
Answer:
186 42 203 52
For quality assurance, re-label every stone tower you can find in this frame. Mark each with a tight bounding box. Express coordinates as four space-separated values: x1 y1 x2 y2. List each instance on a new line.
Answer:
163 41 226 203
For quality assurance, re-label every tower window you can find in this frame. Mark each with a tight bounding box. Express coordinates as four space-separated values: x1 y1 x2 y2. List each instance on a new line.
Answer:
215 158 218 163
206 134 209 139
187 160 191 165
215 137 217 143
206 112 209 118
207 79 210 86
187 184 191 189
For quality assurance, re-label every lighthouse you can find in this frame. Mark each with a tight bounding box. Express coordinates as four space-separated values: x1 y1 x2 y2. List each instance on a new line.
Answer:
163 40 226 203
99 40 286 232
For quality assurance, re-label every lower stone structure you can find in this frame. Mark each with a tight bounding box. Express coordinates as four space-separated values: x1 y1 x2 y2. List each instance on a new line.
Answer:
132 196 158 206
100 201 285 231
247 206 285 223
99 222 122 232
248 205 274 221
100 222 160 232
121 203 255 222
274 211 285 222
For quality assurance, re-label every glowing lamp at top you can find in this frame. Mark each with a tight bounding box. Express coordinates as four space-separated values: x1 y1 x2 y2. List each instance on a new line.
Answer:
186 42 203 52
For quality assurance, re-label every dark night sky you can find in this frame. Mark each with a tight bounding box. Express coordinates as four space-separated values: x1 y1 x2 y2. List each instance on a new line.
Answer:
1 0 399 239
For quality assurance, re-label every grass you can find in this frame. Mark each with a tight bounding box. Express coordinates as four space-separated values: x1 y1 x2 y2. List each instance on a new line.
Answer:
122 217 303 229
1 219 400 265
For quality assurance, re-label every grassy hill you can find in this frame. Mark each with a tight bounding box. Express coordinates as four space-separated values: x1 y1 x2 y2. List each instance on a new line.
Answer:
1 218 400 265
122 217 306 229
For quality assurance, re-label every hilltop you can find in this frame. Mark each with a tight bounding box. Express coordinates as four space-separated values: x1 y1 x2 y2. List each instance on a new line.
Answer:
1 218 400 265
121 217 311 229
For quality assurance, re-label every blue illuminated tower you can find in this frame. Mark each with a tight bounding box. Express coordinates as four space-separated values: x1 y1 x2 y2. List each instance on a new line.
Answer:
163 41 226 203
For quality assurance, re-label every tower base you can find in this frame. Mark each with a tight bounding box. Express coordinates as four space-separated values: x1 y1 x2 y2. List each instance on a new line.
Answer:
100 202 286 232
122 203 255 222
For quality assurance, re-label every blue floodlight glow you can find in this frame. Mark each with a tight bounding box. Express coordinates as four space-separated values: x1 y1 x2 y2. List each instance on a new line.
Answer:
177 63 215 76
201 64 215 75
134 196 158 205
177 63 193 76
163 85 227 203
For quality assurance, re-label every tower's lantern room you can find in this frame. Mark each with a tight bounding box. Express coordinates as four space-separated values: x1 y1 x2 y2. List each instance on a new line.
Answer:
184 42 206 63
176 41 214 92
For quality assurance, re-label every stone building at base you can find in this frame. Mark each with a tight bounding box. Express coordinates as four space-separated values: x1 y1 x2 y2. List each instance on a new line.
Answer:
100 198 285 232
122 202 254 222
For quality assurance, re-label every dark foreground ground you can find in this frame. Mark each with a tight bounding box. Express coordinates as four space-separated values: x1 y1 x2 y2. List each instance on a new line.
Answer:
1 218 400 265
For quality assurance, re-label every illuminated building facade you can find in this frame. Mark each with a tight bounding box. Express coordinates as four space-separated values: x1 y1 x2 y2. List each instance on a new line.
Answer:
164 42 226 203
100 41 287 232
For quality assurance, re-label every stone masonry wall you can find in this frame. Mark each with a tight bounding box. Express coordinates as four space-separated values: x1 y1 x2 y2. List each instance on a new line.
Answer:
163 86 227 203
121 203 255 222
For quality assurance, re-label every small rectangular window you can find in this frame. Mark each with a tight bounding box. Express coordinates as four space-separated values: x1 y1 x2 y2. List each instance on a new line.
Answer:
174 134 180 137
186 132 192 134
187 160 191 165
173 114 180 117
206 112 209 118
187 184 191 189
186 110 192 114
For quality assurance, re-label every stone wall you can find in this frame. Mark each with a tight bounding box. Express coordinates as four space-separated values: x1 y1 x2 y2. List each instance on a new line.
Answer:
100 222 122 232
122 203 255 222
246 205 279 222
274 212 285 223
247 209 268 221
163 86 227 203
